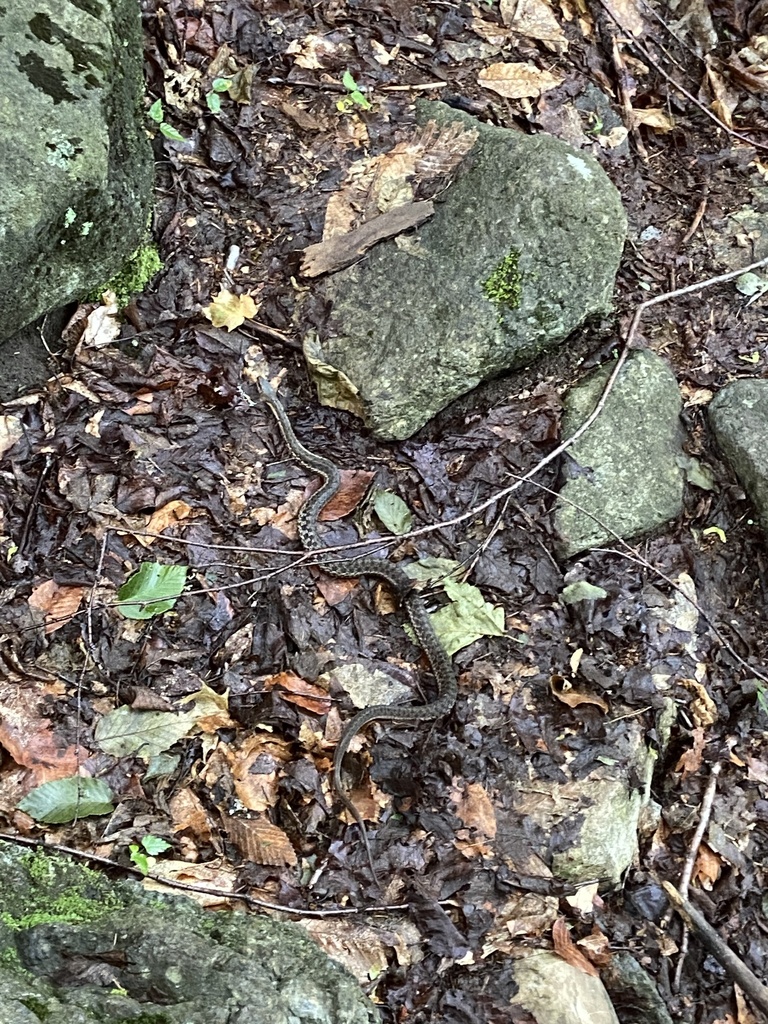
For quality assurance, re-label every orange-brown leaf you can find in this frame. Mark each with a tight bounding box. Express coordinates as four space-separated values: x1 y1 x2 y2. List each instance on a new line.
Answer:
28 580 84 634
552 918 599 977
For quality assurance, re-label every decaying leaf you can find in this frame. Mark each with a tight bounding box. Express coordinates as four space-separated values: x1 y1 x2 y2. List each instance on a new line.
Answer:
204 288 258 331
552 917 599 977
478 61 564 100
28 579 84 634
95 705 197 759
264 670 332 715
224 814 297 866
500 0 568 54
550 675 609 713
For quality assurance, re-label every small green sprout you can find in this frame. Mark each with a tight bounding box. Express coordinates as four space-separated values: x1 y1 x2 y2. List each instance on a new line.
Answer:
206 77 233 113
337 70 372 113
147 98 186 141
129 835 172 875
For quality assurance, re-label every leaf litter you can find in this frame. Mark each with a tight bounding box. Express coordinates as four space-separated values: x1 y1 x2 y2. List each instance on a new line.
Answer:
0 0 767 1020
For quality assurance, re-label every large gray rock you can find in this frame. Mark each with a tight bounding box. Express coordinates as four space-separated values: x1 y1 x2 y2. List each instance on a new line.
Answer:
0 844 378 1024
554 350 685 557
311 100 626 439
0 0 153 342
708 378 768 535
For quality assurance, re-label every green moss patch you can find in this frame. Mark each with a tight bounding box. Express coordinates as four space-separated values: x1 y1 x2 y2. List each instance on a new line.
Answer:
483 248 523 311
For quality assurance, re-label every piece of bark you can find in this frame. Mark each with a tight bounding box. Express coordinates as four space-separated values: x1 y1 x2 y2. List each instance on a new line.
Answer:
301 200 434 277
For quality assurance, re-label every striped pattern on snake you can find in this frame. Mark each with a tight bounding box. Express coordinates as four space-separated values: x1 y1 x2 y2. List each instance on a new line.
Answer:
258 378 457 885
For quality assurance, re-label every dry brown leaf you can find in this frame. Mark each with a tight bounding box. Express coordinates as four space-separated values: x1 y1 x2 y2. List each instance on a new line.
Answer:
224 814 298 866
181 683 236 732
632 108 675 132
204 289 258 331
227 733 292 811
144 858 237 908
500 0 568 53
599 0 646 36
0 681 79 782
169 787 213 844
675 725 706 777
577 924 613 967
735 984 759 1024
483 893 559 953
264 670 332 715
705 58 740 128
301 918 392 982
0 415 23 458
552 917 599 976
80 295 121 349
137 500 193 547
28 580 85 635
478 61 564 99
315 574 358 608
451 780 497 838
693 842 723 889
550 675 609 713
319 469 375 520
680 678 718 727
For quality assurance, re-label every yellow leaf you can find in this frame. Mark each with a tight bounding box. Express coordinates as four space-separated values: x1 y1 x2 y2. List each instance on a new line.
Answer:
204 289 257 331
703 525 726 543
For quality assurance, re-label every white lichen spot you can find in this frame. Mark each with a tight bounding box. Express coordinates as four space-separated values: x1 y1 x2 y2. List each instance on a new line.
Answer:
80 222 93 236
64 208 76 227
566 154 592 180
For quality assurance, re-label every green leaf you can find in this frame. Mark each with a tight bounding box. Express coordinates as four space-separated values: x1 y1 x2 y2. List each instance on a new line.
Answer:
129 845 149 875
117 562 188 619
560 581 608 605
373 489 413 535
428 578 505 657
351 90 371 110
142 835 172 856
94 705 196 760
342 70 358 92
18 777 114 824
206 92 222 114
211 77 232 93
159 122 186 141
148 98 164 123
144 752 180 780
403 556 463 586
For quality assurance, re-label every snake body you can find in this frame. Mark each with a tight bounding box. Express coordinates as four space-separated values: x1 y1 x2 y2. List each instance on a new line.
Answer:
259 379 457 882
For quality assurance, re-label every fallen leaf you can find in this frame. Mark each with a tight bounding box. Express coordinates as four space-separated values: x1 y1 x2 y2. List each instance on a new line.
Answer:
633 108 675 132
451 780 497 838
500 0 568 54
143 858 237 908
0 415 23 458
94 706 197 759
693 842 722 889
552 917 599 976
28 580 84 634
478 61 564 100
224 814 297 866
264 671 332 715
204 288 258 331
17 776 114 823
137 500 194 547
550 675 609 713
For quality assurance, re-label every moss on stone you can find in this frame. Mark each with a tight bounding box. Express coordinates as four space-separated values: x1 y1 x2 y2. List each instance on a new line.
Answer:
89 241 163 308
0 850 125 931
483 248 523 311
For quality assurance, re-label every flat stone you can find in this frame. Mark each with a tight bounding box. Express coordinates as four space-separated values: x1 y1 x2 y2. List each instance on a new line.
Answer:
554 350 685 557
708 378 768 536
312 100 627 439
0 0 153 343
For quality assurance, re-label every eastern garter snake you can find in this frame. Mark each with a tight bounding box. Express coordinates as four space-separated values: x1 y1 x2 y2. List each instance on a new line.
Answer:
259 378 457 884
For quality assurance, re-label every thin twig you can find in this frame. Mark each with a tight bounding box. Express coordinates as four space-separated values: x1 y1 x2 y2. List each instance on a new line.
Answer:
663 881 768 1015
672 763 722 992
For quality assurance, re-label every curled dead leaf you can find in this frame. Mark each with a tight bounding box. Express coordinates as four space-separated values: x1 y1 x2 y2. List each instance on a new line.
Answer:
550 675 609 713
